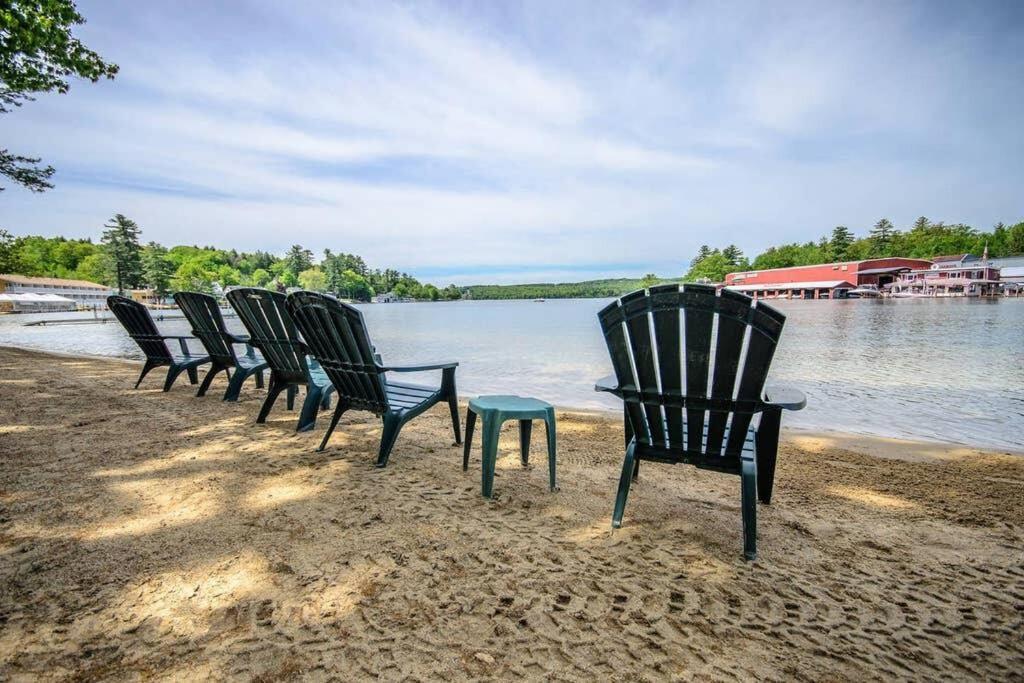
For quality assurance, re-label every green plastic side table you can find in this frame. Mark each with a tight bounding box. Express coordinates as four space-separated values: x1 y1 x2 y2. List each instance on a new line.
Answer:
463 395 557 498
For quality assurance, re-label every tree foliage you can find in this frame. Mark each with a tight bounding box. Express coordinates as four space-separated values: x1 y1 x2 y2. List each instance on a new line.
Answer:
100 214 142 294
141 241 173 300
0 0 118 191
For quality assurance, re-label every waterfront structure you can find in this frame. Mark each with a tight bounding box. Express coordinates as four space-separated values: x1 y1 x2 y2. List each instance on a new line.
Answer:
990 255 1024 296
890 253 1001 297
0 274 113 309
375 291 399 303
0 292 77 313
724 258 932 300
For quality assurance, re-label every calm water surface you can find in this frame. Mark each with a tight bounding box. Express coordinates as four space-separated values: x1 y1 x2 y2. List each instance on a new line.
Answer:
1 298 1021 451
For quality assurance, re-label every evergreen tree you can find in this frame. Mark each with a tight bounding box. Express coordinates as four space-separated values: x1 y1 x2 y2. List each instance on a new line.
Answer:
284 244 313 280
0 229 18 272
101 214 143 294
722 244 744 266
869 218 895 256
829 226 854 260
692 245 712 267
911 216 930 232
141 242 174 301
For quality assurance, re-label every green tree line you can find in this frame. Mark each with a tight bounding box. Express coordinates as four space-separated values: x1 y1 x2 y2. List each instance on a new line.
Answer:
685 218 1024 283
0 217 462 302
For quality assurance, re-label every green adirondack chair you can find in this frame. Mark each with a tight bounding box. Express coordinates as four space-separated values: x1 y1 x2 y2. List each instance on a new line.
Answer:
107 295 211 392
173 291 269 400
225 287 334 432
286 291 460 467
596 284 805 560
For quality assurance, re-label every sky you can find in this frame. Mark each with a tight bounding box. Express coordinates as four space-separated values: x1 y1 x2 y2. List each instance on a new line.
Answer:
1 0 1022 285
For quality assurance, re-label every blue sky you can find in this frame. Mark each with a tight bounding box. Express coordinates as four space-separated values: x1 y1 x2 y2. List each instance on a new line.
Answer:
1 0 1022 285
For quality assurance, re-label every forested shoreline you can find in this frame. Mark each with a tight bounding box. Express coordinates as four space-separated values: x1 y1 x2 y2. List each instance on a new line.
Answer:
2 215 1021 302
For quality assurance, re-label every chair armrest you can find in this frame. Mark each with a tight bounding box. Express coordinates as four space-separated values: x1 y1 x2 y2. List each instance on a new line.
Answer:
595 374 619 393
382 362 458 372
762 384 806 411
225 333 250 344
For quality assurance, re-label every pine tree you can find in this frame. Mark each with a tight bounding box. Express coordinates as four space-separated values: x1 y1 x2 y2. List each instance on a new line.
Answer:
722 244 744 266
101 214 143 294
141 242 174 301
284 244 313 280
829 226 854 260
911 216 930 232
869 218 895 256
691 245 712 267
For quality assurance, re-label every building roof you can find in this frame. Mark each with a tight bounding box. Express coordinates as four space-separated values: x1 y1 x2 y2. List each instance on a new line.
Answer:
1000 266 1024 279
726 280 854 292
856 266 914 275
930 254 970 263
0 273 109 289
989 256 1024 268
0 292 77 303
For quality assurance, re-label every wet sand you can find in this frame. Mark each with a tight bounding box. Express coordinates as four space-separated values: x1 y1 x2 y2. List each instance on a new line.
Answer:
1 346 1022 680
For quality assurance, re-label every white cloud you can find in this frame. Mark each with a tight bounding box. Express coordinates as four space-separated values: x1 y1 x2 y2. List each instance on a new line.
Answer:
1 0 1020 284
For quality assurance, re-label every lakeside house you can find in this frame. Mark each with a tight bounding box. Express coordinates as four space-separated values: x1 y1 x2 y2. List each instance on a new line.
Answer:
0 274 113 309
723 257 932 299
891 253 1001 297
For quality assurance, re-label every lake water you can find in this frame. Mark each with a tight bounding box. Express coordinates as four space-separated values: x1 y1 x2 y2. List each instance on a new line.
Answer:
1 297 1022 451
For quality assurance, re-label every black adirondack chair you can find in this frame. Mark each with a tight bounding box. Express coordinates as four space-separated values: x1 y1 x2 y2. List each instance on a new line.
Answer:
225 288 334 432
286 291 461 468
173 291 269 400
595 284 805 560
107 295 211 392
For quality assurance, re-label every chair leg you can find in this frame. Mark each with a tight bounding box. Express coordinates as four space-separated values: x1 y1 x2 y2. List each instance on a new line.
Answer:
163 365 185 392
480 417 502 498
611 441 637 528
320 385 333 410
134 360 158 388
519 420 532 466
443 368 461 444
196 366 225 397
186 365 199 385
286 385 297 411
755 408 782 504
376 414 404 468
297 384 323 432
255 370 265 388
317 400 350 452
223 367 249 402
741 457 758 561
463 409 476 471
544 411 557 492
256 379 287 424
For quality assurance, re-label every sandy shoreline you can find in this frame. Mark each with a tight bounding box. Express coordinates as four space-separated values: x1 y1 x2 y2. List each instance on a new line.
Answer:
1 346 1022 680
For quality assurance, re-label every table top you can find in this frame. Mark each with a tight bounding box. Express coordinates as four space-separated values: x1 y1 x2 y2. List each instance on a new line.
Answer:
468 394 553 413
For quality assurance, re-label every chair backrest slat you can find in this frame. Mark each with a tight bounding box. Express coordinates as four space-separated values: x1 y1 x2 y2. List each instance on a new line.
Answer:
174 291 234 365
705 290 753 456
107 295 172 362
649 285 683 448
681 285 716 454
286 291 389 413
226 288 307 381
598 284 786 467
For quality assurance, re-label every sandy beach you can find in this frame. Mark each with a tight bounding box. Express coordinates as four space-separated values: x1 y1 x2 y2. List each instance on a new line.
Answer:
0 345 1022 681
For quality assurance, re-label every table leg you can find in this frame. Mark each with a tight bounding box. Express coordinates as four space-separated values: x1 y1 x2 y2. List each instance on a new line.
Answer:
519 419 532 467
545 409 557 492
463 409 476 471
481 416 501 498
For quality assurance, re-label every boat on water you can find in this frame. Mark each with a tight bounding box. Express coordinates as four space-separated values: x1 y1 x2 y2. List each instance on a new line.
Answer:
533 298 546 302
846 284 881 298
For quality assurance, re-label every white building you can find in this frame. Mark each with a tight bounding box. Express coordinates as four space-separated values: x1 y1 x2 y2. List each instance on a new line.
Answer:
0 274 113 309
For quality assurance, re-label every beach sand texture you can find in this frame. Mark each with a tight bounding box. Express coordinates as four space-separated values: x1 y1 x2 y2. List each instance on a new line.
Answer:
1 346 1022 681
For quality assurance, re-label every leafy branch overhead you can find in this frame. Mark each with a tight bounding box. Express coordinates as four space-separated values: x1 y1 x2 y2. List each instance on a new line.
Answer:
0 0 118 191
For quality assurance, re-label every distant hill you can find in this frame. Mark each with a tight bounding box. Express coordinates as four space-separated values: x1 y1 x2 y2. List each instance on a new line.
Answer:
464 277 684 300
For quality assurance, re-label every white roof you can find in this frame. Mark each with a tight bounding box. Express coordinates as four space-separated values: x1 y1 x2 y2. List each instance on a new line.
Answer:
0 292 76 303
1000 266 1024 278
726 280 852 292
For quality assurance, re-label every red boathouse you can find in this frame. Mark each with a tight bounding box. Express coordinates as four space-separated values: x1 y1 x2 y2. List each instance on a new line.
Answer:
724 258 933 299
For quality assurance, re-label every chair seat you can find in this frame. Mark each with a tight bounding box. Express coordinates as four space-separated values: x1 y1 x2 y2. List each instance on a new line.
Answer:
633 420 756 470
386 381 441 411
170 353 211 367
236 354 267 371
